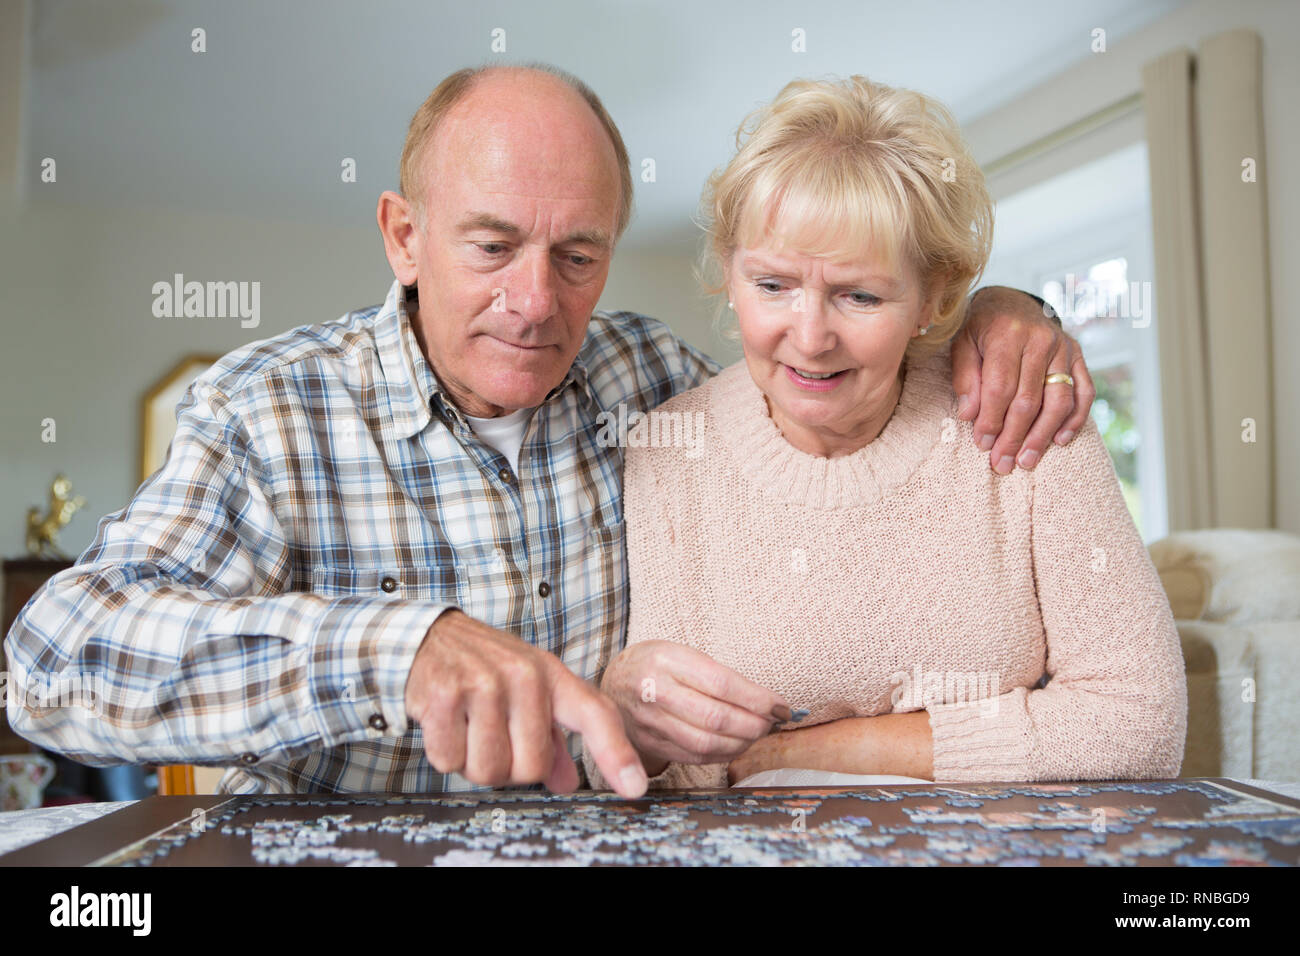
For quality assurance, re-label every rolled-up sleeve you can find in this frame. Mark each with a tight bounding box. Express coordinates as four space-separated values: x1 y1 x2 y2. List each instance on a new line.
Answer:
3 377 450 768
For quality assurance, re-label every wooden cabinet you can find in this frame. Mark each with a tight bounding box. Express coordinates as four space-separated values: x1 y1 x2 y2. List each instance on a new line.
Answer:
1 559 71 755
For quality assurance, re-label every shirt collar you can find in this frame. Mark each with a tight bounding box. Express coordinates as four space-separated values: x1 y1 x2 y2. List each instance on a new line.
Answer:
373 280 595 441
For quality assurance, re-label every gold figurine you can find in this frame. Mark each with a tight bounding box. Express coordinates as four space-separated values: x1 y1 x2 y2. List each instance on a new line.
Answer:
26 475 87 559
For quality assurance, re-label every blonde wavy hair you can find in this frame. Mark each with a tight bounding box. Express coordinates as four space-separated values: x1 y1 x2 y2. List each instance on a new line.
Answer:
699 75 994 355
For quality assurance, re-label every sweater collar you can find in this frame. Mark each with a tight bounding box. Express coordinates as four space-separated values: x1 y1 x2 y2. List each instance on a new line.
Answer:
710 346 956 509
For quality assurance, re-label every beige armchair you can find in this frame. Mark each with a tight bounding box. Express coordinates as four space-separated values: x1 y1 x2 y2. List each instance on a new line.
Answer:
1149 529 1300 780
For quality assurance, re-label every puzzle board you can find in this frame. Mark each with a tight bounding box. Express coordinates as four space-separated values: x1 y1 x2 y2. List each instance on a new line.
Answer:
7 779 1299 867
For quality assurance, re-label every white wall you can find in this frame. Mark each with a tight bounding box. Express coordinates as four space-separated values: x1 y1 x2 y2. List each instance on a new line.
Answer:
0 200 717 557
963 0 1300 533
599 246 740 366
7 0 1295 561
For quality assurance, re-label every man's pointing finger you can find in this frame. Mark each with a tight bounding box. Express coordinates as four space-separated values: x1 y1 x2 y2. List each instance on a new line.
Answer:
551 671 647 798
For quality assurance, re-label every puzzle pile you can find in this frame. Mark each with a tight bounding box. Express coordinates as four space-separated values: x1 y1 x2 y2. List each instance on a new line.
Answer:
96 780 1300 867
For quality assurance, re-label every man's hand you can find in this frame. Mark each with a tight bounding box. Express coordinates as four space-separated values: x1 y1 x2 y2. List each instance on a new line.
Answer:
951 286 1096 474
601 640 791 776
404 609 648 798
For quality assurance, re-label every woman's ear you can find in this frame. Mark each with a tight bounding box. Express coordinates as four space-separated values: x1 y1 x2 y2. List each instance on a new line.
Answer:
720 256 735 307
923 269 950 326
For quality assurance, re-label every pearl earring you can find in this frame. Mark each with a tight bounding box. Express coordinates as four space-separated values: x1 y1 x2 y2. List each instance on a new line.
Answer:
917 324 930 336
728 301 735 310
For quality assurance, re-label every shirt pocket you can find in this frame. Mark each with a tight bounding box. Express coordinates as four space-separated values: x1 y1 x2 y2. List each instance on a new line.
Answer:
453 548 527 632
309 565 460 605
575 517 627 609
557 517 628 679
199 567 459 646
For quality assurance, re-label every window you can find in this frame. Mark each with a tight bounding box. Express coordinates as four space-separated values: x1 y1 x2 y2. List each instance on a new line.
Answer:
982 142 1167 540
1040 255 1159 536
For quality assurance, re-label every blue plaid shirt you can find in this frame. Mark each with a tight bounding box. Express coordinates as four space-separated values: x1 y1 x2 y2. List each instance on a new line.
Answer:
5 280 719 793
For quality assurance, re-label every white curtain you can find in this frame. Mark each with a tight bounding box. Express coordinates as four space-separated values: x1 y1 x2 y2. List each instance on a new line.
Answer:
1142 29 1274 531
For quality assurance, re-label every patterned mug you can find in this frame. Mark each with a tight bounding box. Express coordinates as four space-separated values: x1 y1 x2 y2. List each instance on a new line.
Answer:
1 753 57 811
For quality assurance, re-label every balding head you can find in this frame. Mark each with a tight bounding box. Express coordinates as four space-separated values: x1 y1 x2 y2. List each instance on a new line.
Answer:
376 64 627 419
399 64 633 240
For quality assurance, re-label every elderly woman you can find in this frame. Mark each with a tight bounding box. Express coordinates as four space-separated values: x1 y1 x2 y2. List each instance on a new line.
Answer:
586 75 1186 789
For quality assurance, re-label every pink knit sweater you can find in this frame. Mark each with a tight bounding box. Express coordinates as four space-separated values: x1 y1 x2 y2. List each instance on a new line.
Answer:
586 347 1187 788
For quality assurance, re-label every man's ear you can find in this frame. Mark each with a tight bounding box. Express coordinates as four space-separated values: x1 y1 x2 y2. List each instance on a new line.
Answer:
377 191 420 286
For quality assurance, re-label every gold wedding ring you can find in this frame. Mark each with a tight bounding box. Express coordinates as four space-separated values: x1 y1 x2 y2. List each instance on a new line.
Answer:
1045 372 1074 387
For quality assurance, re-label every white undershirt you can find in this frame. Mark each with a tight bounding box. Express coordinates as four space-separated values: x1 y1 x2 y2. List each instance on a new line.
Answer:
464 405 535 475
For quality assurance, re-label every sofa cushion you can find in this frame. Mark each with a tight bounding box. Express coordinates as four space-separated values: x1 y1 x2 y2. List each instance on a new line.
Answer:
1148 529 1300 623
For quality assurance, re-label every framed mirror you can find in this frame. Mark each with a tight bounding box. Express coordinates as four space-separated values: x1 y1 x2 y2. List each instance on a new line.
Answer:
139 355 220 485
138 354 226 795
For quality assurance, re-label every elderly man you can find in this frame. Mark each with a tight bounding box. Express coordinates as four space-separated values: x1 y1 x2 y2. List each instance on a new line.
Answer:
5 64 1094 798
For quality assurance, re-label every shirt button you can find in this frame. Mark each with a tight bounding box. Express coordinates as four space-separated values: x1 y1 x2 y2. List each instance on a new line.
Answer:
537 581 551 598
498 467 514 484
368 713 387 731
240 752 259 765
380 576 398 593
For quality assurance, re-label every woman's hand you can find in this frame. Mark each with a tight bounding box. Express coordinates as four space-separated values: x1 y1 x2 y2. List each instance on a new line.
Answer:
600 640 790 776
726 733 788 785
